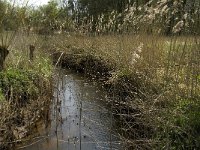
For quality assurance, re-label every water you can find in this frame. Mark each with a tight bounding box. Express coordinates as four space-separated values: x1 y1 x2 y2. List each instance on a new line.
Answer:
16 70 121 150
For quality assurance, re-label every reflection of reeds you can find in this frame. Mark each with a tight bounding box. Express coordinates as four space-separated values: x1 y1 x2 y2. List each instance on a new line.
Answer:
54 67 63 150
79 101 82 150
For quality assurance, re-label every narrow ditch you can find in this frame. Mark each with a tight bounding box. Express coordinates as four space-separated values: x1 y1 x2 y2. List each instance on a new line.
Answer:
16 69 122 150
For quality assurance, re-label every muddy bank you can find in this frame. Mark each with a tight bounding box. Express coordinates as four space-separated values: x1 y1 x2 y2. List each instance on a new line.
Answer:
53 51 152 103
53 52 113 80
52 52 125 102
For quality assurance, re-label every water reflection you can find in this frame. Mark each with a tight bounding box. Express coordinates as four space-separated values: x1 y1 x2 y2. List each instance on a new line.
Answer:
17 70 121 150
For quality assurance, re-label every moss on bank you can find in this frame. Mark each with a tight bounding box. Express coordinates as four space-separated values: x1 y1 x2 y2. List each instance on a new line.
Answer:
0 57 53 149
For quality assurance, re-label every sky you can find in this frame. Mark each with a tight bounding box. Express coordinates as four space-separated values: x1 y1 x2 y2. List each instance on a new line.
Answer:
15 0 50 7
28 0 50 6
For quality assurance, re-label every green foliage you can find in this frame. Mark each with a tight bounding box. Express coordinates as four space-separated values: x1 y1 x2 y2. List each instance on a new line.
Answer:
9 47 53 80
0 68 39 104
40 1 59 27
116 68 132 78
34 56 53 79
65 0 200 34
158 98 200 149
0 0 7 23
1 0 199 35
0 0 23 31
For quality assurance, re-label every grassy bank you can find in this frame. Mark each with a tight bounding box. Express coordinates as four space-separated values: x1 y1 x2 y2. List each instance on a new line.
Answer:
52 34 200 149
0 33 53 149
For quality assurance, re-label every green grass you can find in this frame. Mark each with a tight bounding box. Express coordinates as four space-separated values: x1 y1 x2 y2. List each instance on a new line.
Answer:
0 68 39 105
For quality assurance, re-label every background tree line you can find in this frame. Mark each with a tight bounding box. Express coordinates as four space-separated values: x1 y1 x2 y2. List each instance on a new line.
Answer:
0 0 199 35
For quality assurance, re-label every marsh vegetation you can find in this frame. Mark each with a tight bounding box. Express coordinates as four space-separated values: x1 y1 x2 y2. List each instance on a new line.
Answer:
0 0 200 149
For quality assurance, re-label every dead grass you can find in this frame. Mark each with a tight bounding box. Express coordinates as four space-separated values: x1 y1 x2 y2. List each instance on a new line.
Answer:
1 31 199 149
48 33 200 149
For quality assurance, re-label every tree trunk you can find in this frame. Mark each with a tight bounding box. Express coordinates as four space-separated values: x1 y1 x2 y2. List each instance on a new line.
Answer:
165 0 174 35
29 45 35 61
0 46 9 71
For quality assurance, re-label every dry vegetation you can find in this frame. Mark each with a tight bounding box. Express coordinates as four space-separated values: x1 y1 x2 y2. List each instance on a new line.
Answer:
0 32 53 149
51 33 200 149
0 0 199 149
0 31 199 149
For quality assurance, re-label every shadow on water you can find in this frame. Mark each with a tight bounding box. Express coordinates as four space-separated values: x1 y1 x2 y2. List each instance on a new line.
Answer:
16 69 122 150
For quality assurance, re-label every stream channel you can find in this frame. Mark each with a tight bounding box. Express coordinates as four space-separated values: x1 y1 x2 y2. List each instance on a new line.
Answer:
16 69 122 150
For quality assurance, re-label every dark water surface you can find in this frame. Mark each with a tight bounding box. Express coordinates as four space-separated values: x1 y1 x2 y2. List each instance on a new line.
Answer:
16 70 121 150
